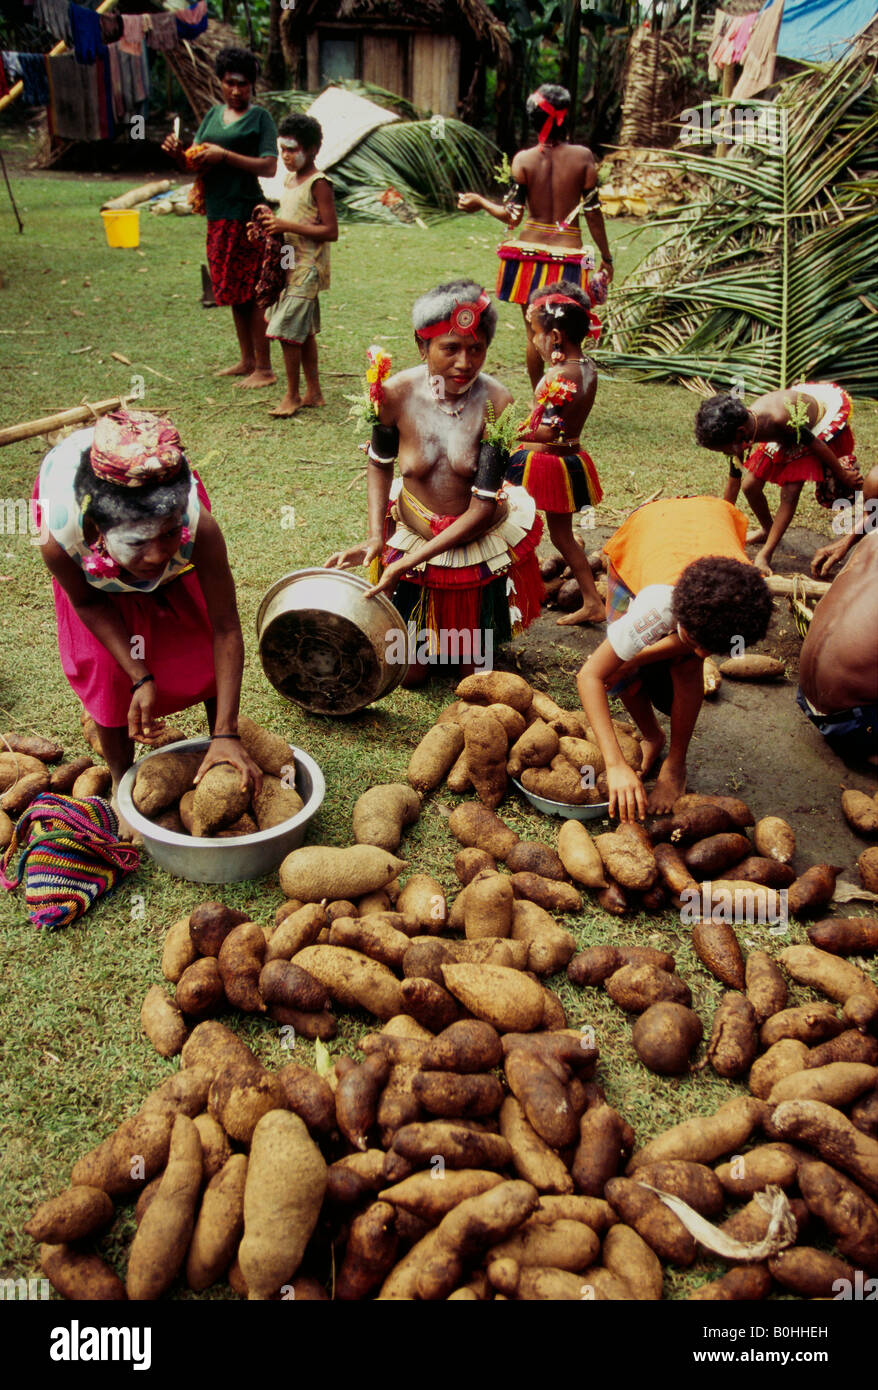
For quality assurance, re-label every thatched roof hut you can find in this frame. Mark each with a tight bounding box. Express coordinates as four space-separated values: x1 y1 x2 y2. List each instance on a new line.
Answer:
279 0 511 124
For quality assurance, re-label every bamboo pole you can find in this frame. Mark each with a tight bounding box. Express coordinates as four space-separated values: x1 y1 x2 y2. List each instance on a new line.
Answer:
0 397 128 448
764 574 831 599
0 0 119 114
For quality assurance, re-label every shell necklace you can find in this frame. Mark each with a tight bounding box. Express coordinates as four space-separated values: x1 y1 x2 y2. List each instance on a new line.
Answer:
426 365 476 418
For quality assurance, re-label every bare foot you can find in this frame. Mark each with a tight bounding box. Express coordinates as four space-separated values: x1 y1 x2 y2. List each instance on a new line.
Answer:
214 361 253 378
269 395 303 418
236 370 277 389
753 548 774 576
746 527 768 545
111 796 143 845
647 759 687 813
557 601 606 627
639 730 666 778
301 394 326 408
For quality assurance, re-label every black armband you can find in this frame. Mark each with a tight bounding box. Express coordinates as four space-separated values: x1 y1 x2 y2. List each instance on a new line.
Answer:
473 440 507 498
582 187 601 213
369 422 399 464
728 461 742 479
503 182 527 210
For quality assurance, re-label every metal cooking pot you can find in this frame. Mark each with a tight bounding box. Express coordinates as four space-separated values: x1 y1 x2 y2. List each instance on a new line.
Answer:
256 567 408 716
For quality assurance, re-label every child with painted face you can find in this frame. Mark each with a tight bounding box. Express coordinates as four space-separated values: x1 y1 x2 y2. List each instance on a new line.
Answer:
35 410 261 836
695 384 862 576
255 113 338 418
326 281 544 681
507 281 604 626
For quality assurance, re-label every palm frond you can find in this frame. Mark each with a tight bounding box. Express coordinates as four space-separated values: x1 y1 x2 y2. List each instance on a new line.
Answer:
598 54 878 396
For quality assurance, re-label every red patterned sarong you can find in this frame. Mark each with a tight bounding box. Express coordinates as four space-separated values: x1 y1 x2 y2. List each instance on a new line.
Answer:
205 217 262 306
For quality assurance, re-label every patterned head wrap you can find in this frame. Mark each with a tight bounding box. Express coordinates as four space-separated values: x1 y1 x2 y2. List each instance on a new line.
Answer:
90 410 184 487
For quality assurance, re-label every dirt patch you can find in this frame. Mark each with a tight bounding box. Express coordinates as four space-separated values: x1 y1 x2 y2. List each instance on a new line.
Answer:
509 524 876 886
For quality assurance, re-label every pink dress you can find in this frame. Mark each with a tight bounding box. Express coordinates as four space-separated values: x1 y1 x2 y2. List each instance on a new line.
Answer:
35 429 218 727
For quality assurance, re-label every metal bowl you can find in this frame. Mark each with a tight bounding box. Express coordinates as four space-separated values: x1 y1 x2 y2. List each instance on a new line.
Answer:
511 777 611 822
116 739 325 884
256 567 408 716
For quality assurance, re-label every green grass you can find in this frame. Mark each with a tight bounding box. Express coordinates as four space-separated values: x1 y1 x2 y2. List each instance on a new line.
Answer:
0 169 876 1301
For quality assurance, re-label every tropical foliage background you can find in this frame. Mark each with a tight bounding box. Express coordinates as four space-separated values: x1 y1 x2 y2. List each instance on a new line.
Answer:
598 54 878 396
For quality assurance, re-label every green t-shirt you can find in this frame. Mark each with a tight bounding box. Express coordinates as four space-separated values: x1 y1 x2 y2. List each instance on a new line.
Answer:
194 104 278 222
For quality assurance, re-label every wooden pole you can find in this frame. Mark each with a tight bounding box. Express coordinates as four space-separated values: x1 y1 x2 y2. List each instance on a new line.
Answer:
0 397 129 448
0 0 119 114
764 574 831 599
716 62 736 157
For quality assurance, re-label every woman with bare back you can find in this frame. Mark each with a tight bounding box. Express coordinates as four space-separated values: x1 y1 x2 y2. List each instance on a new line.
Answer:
457 83 613 389
695 384 862 575
325 281 544 682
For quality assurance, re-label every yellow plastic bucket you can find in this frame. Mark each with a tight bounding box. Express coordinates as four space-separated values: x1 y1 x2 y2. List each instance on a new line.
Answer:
101 209 140 248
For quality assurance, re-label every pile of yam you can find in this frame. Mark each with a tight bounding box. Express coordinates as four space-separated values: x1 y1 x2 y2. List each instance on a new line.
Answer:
131 716 305 838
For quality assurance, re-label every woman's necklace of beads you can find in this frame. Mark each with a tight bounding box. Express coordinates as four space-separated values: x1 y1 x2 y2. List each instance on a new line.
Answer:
426 365 470 418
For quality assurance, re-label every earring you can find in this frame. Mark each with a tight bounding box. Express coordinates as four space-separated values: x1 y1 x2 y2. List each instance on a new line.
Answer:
551 348 564 364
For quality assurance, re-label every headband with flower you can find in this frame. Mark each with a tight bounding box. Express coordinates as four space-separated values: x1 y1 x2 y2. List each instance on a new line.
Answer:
417 291 491 341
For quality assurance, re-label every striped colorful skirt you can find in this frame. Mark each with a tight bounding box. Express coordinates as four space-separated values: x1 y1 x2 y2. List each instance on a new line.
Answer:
506 446 602 514
496 235 606 342
369 481 544 652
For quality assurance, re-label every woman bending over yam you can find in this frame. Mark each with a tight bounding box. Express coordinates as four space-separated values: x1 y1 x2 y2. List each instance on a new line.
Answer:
326 280 544 683
695 384 861 576
35 409 261 836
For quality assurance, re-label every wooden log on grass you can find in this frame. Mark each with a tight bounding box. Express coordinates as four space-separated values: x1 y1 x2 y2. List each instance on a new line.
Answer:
0 398 127 448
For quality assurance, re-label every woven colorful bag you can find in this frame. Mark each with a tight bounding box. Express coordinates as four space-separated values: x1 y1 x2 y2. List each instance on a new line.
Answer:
0 793 140 929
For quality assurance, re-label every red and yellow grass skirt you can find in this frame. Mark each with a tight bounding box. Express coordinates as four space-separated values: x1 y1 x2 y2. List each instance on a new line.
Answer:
496 228 606 342
506 445 602 514
743 385 855 487
370 482 544 645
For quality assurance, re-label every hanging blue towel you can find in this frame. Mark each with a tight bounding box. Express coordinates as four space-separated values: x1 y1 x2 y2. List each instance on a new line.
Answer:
69 3 107 64
19 52 50 105
175 2 209 41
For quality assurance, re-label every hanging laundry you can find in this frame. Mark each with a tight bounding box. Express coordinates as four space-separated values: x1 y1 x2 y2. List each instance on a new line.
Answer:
2 53 24 87
18 52 51 105
106 41 124 121
120 15 144 57
34 0 72 43
148 12 178 52
99 13 123 45
175 1 209 41
731 13 760 64
70 4 107 65
48 51 101 140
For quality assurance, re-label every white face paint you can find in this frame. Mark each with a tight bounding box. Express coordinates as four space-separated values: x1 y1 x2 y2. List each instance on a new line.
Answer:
103 513 183 573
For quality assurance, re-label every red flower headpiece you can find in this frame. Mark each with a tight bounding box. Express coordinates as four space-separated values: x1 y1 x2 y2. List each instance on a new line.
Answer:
418 291 492 340
529 293 580 316
531 92 568 144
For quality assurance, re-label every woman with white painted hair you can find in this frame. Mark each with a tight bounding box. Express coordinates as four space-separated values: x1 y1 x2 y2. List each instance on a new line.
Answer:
326 280 544 680
34 409 260 833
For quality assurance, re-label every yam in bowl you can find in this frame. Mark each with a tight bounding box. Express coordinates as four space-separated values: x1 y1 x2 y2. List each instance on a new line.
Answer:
116 738 325 884
512 777 610 822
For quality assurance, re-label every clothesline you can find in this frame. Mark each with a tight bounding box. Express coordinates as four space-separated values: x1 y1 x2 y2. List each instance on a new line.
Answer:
0 1 207 117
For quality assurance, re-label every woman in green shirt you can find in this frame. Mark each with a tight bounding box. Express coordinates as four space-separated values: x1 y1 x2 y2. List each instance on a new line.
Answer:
163 47 278 388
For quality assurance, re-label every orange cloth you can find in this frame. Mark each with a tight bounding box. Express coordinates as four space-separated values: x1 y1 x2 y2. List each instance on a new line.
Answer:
603 497 750 593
